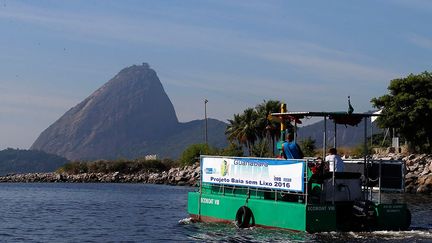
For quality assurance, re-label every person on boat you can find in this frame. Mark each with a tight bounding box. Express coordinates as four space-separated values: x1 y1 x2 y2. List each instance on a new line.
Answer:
325 148 344 172
282 133 304 159
311 157 328 175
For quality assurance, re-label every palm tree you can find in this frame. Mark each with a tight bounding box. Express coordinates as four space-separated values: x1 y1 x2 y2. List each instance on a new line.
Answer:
226 113 244 145
226 108 260 155
227 101 296 156
240 108 259 155
256 100 282 155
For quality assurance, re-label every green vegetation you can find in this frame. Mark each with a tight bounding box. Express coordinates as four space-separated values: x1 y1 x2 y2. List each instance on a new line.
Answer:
299 137 317 157
226 100 289 156
370 132 392 148
179 144 217 166
225 108 258 155
57 158 174 174
371 71 432 153
251 140 272 157
219 143 244 157
179 143 244 166
0 148 69 175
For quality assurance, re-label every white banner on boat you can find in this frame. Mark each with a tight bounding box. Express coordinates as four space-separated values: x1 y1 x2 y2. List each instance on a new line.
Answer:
201 156 305 192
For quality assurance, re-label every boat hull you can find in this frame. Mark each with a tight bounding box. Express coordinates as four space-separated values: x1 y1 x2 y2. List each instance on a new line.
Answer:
187 191 410 232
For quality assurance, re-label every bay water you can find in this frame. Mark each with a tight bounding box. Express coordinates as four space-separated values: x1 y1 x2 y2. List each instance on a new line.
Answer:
0 183 430 242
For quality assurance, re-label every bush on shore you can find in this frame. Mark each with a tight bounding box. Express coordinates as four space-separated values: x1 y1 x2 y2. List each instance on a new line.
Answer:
57 158 175 175
179 144 216 166
179 143 245 166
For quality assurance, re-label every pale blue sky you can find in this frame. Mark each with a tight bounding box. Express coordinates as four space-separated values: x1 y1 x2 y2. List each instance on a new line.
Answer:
0 0 431 149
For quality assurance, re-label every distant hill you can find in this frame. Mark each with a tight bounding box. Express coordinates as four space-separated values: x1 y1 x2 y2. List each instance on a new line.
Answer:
158 118 228 158
97 118 228 160
31 63 227 160
0 148 69 175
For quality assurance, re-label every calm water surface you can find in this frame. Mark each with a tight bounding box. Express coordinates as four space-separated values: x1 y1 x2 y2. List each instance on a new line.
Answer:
0 183 431 242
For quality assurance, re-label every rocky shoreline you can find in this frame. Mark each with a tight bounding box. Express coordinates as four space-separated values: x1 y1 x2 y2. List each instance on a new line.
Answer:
1 154 431 194
0 163 200 186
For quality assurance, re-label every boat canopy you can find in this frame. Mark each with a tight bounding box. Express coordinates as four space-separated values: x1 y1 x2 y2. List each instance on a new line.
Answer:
269 111 381 126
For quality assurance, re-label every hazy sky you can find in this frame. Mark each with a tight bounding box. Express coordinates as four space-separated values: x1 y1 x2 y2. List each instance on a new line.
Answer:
1 0 431 149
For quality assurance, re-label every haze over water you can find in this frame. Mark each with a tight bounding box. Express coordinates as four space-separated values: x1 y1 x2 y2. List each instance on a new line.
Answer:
0 183 430 242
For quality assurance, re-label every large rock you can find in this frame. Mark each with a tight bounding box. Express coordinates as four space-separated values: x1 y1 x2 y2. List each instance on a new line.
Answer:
31 63 227 160
403 154 432 194
416 185 429 194
423 174 432 187
405 172 418 180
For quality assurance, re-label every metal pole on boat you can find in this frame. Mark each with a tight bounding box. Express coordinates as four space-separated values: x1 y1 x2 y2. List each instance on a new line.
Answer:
379 159 382 204
363 117 370 200
332 160 335 205
332 120 335 205
323 116 327 160
305 166 308 204
370 118 373 147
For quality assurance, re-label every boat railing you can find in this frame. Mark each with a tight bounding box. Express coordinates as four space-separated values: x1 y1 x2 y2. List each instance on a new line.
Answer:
344 159 405 190
302 156 405 204
342 158 405 204
198 155 406 204
199 158 311 204
200 182 309 203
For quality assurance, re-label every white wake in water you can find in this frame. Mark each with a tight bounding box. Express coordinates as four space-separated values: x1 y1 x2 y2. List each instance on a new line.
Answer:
178 217 194 225
319 229 432 242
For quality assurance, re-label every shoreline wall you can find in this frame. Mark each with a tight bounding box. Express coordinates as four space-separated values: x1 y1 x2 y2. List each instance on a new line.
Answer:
1 154 431 194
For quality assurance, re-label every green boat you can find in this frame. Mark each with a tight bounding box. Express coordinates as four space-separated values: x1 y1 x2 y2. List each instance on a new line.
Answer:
187 107 411 232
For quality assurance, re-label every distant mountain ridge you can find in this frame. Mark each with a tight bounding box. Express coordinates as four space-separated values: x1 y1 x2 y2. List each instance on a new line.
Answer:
0 148 69 175
31 63 227 160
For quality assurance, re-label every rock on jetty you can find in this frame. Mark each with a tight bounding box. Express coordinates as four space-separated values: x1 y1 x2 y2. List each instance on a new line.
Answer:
404 154 432 194
0 163 200 186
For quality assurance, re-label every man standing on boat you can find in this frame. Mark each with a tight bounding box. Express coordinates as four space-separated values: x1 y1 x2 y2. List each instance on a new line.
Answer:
282 133 304 159
325 148 344 172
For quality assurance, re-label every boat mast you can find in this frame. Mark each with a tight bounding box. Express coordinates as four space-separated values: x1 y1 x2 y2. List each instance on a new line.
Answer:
323 116 327 160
